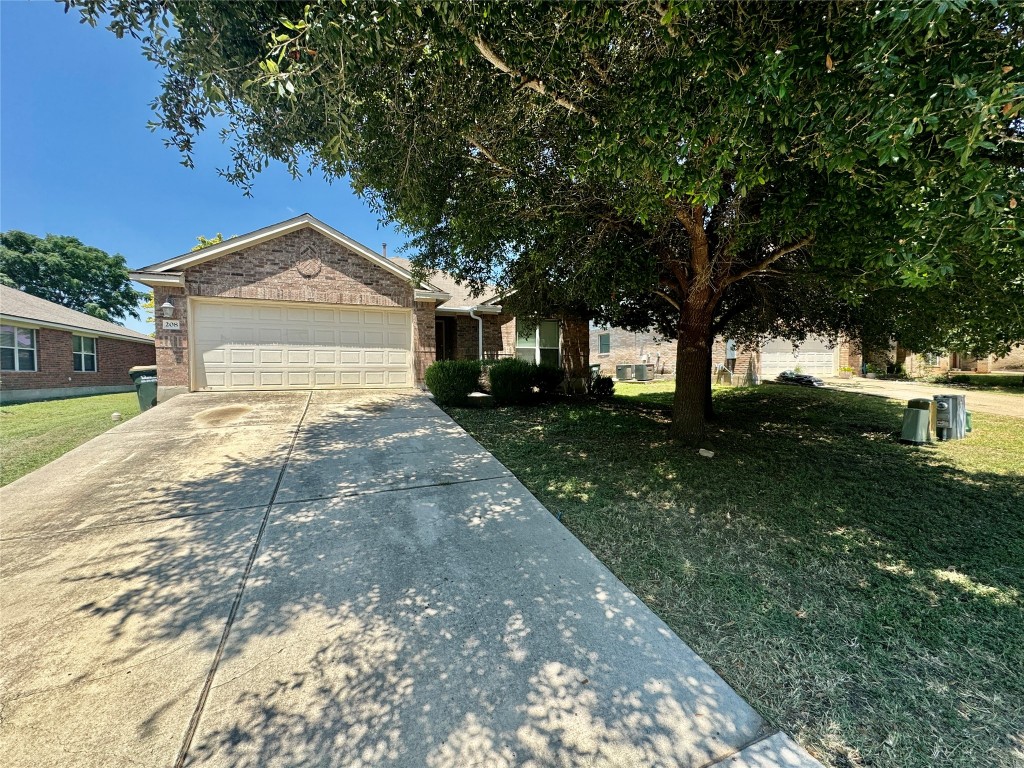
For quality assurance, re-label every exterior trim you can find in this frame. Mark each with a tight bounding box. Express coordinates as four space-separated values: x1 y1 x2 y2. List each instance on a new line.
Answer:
414 290 453 302
0 314 155 345
137 214 432 289
435 304 504 316
129 271 185 287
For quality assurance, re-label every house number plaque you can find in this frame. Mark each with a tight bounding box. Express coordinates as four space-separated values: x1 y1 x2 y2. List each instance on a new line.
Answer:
162 320 181 330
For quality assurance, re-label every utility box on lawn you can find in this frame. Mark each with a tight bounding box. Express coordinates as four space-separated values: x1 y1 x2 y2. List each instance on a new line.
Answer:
615 364 635 381
933 394 967 441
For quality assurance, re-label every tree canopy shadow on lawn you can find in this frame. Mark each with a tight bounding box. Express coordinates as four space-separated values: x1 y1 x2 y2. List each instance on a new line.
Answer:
448 385 1024 768
13 392 768 768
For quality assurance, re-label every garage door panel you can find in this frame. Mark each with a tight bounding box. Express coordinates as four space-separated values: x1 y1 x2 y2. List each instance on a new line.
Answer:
193 300 412 392
760 336 837 377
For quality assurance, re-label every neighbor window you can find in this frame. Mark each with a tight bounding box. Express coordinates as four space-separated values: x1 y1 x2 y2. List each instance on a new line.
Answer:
73 335 97 372
0 325 37 372
598 333 611 354
515 319 560 366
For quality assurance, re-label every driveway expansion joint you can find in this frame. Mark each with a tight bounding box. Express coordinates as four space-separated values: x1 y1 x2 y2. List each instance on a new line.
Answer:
272 472 517 507
172 392 313 768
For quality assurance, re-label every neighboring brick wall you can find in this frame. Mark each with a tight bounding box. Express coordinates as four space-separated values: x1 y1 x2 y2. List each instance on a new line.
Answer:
710 338 759 384
590 327 676 375
0 327 154 393
155 229 418 389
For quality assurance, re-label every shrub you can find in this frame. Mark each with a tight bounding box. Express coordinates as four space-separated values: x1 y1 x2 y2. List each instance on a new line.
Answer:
591 375 615 398
534 364 565 397
424 359 481 406
488 358 538 404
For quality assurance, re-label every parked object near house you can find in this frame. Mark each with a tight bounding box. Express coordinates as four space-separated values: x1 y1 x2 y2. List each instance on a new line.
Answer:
0 285 155 403
776 370 825 388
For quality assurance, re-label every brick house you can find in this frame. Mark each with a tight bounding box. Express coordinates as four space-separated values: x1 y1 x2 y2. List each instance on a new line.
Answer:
0 285 155 403
590 323 853 382
130 214 589 400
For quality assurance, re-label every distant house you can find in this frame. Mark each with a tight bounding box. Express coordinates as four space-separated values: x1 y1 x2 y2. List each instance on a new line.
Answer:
589 324 854 382
0 285 155 403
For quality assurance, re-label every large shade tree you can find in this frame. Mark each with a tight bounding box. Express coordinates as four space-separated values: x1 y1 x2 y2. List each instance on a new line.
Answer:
0 231 142 323
74 0 1022 442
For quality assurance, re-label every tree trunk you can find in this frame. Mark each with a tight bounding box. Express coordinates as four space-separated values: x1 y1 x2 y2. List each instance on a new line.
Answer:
670 315 714 444
704 350 715 421
559 316 590 394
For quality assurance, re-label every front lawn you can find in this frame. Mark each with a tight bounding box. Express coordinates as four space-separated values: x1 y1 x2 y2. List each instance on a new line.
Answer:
0 392 141 486
448 384 1024 768
926 372 1024 395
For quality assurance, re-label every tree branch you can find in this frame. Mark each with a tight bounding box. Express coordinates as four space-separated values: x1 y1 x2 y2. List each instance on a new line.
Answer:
724 235 814 287
472 36 598 125
654 289 681 310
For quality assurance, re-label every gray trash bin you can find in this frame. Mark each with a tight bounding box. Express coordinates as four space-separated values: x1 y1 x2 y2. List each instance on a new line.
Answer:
933 393 967 441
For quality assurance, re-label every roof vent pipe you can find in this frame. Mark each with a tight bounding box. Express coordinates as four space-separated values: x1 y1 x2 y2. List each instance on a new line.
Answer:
382 242 387 258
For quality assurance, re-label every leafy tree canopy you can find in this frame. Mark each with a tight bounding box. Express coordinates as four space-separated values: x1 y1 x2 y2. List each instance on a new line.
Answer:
191 233 226 251
72 0 1023 440
0 231 142 323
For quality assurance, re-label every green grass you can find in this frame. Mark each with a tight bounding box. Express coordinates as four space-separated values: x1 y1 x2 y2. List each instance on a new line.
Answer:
0 392 141 486
448 384 1024 768
925 373 1024 395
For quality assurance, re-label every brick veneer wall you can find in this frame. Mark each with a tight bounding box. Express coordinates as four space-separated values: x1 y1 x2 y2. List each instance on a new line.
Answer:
154 228 422 390
590 328 677 375
0 327 155 393
450 313 516 360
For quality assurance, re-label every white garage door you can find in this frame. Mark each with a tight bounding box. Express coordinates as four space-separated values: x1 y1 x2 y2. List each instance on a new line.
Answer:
760 336 838 378
192 300 412 391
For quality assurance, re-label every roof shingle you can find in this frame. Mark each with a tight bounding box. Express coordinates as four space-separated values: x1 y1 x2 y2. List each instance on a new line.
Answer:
0 285 153 343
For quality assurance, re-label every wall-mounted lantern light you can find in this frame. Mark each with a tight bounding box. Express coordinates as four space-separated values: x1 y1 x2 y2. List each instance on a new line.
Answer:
159 300 175 318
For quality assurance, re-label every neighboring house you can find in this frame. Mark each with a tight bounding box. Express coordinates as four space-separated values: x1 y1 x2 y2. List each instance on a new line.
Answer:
590 323 853 381
0 285 156 403
130 214 589 400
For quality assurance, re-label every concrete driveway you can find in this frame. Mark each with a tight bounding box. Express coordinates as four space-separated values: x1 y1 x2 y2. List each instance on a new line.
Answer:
822 376 1024 417
1 391 818 768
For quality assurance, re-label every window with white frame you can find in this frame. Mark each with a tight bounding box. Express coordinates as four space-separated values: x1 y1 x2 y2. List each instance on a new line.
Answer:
515 319 560 366
0 325 37 372
73 335 97 372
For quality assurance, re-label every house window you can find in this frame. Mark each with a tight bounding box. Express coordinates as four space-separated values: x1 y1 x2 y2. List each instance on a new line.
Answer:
515 319 560 366
598 333 611 355
0 325 37 372
73 335 98 372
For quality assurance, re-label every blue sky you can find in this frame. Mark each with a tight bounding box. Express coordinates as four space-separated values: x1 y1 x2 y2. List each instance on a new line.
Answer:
0 2 409 334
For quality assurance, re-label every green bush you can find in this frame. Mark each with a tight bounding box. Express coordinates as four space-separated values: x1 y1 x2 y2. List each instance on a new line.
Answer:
488 358 538 404
591 375 615 398
424 359 481 406
534 364 565 397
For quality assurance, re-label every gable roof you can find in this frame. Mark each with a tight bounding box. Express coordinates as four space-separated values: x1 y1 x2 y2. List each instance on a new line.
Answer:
389 256 501 310
131 214 436 291
0 285 154 343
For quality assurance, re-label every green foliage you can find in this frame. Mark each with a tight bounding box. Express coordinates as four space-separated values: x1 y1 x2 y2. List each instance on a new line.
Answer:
70 0 1024 438
534 364 565 398
423 359 481 406
191 233 225 251
591 375 615 398
488 358 538 405
0 230 142 323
